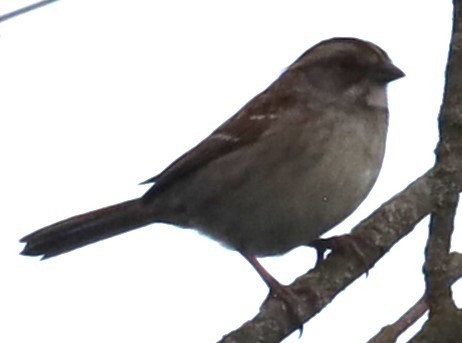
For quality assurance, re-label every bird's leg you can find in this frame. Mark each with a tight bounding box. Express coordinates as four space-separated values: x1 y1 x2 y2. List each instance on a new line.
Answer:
241 252 283 291
240 252 304 335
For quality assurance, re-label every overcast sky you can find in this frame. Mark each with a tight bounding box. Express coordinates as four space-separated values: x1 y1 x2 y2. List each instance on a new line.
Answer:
1 1 459 342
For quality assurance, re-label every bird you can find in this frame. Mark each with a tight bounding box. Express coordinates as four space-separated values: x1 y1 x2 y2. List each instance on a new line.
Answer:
20 37 404 299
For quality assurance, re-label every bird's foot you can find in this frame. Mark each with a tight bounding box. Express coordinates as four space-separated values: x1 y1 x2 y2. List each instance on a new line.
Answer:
266 282 305 337
309 234 371 273
241 252 304 336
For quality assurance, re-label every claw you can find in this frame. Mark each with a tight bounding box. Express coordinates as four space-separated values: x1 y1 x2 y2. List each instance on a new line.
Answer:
308 234 372 274
268 283 304 336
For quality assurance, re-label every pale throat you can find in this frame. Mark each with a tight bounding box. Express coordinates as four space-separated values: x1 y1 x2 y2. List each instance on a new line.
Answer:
344 84 388 109
366 86 388 108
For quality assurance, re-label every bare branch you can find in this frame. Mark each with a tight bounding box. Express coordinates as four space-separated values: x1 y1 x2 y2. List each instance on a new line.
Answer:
0 0 61 24
368 253 462 343
424 192 459 315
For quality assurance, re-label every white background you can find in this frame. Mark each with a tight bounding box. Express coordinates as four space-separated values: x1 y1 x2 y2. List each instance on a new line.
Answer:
1 1 460 342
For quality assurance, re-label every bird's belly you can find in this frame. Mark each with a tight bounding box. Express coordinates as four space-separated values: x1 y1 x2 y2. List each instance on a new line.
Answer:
213 150 381 255
159 114 387 256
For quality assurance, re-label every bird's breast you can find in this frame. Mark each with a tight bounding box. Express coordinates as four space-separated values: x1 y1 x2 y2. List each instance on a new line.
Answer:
159 107 388 257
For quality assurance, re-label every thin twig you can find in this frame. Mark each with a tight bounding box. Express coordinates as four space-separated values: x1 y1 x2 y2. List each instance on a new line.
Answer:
368 253 462 343
0 0 61 24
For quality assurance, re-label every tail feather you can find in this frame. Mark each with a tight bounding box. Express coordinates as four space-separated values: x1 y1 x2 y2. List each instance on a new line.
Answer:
20 198 154 259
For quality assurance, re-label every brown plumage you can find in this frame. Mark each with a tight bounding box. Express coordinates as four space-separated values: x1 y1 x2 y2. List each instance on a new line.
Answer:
20 38 404 295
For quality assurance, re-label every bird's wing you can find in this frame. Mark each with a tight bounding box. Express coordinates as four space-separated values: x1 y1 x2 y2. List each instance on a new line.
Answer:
142 90 300 199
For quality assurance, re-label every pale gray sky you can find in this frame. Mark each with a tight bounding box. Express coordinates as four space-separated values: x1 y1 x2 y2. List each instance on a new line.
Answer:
1 1 458 342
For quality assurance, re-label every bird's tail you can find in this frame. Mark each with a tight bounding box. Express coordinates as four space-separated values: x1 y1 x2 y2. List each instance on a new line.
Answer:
20 198 156 259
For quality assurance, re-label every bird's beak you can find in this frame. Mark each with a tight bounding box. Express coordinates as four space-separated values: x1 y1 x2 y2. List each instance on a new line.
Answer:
376 62 405 83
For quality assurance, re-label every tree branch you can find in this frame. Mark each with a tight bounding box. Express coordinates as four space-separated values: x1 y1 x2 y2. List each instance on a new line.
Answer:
0 0 61 24
368 253 462 343
424 191 458 315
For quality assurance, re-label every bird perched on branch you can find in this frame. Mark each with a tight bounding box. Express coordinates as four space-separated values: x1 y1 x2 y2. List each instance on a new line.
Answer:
20 37 404 301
